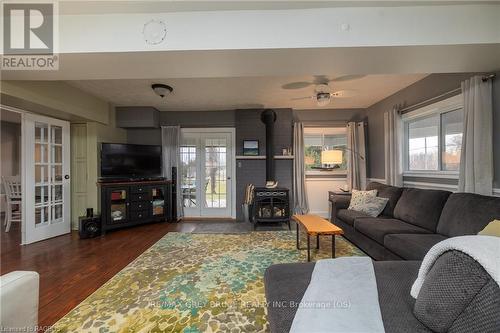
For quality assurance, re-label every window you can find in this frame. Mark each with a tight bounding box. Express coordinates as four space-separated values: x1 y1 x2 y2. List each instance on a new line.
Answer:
304 127 347 174
403 95 463 174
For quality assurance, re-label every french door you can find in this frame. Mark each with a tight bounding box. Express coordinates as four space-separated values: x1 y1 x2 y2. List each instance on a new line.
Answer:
23 113 70 244
180 129 235 218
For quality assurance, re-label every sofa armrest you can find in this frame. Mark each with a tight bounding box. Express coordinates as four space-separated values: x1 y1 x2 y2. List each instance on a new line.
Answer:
329 194 352 221
0 271 39 330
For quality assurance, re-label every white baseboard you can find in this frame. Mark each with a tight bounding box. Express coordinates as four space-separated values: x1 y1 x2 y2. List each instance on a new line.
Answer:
403 181 457 191
309 211 329 218
367 178 386 184
493 188 500 197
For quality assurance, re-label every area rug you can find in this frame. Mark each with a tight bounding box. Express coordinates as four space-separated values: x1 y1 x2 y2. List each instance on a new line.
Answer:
51 231 364 333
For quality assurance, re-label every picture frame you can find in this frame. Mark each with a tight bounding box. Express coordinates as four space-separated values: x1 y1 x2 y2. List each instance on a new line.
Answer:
243 140 259 156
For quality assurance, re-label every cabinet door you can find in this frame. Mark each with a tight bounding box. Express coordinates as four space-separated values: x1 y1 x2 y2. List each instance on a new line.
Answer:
150 186 166 217
107 188 129 223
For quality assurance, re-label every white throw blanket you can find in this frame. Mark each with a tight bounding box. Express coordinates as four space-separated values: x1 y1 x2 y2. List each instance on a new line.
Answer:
411 235 500 299
290 257 385 333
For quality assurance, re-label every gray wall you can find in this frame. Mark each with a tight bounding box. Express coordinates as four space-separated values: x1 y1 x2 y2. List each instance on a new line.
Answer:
294 108 366 124
493 71 500 188
235 109 293 220
127 110 236 144
365 72 500 188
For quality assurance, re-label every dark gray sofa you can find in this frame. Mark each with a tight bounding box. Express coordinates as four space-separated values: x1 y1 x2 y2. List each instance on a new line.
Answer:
331 182 500 260
265 251 500 333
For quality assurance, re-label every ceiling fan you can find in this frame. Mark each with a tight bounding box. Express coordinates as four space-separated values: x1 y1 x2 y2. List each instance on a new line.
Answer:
291 83 357 106
281 74 365 90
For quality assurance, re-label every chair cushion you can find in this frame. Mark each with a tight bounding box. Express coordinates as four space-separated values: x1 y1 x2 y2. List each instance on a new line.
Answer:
436 193 500 237
354 218 431 245
336 209 372 226
384 234 448 260
393 188 451 232
414 250 500 333
366 182 404 217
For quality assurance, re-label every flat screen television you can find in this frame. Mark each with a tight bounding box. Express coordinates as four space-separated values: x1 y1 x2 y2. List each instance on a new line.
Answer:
100 143 162 180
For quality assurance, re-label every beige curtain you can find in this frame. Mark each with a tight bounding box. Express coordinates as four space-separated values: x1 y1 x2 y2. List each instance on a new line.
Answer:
458 76 493 195
293 122 309 214
161 126 183 218
347 122 367 190
384 107 403 186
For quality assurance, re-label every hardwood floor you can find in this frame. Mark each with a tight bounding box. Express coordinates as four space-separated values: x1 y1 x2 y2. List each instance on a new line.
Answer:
0 221 195 327
0 219 289 327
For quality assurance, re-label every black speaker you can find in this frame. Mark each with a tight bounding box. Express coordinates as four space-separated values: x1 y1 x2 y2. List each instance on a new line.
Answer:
170 166 177 221
79 215 102 239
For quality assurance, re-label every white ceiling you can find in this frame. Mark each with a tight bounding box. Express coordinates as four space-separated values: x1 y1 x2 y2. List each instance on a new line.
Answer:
60 1 497 15
66 74 427 111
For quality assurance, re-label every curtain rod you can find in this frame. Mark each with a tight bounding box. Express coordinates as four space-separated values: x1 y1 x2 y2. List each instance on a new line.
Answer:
398 88 461 114
399 73 496 114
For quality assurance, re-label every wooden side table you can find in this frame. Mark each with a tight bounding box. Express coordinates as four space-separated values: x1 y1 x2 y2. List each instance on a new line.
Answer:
293 214 344 262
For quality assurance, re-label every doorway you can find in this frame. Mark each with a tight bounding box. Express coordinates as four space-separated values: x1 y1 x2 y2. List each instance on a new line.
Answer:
1 108 22 242
180 128 236 218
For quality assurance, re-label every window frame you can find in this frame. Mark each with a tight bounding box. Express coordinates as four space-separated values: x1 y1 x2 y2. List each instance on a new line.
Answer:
402 94 463 179
303 126 348 177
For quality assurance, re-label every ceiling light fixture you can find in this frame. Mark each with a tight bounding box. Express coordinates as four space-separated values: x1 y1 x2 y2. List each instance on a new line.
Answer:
151 84 173 98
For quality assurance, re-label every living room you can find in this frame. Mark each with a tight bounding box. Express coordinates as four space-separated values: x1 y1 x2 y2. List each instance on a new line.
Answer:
1 1 499 332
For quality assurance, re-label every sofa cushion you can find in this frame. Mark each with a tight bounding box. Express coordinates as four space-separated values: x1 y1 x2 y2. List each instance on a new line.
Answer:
436 193 500 237
264 263 315 333
354 218 431 245
393 188 451 232
366 182 404 217
413 250 500 333
336 209 372 226
384 234 447 260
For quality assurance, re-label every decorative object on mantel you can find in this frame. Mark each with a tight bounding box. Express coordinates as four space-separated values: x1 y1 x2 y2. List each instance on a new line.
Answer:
243 140 259 156
282 147 292 156
265 180 278 189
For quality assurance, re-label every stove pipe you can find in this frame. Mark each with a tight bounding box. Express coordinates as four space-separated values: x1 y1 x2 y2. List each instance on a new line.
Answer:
260 109 277 182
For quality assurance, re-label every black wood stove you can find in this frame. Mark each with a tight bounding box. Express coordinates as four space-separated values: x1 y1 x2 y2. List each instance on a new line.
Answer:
251 109 291 229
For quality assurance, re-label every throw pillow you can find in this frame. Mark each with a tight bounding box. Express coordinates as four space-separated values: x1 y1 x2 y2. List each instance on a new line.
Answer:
478 220 500 237
354 196 390 217
348 189 378 211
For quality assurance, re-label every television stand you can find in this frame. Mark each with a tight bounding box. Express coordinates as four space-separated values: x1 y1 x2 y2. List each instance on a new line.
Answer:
99 179 174 233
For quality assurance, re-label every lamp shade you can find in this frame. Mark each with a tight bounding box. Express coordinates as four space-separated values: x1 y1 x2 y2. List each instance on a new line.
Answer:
321 150 343 165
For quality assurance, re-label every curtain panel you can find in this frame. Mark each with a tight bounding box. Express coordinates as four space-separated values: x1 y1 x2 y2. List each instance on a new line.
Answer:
458 76 493 195
384 107 404 187
347 122 367 190
293 122 309 214
161 126 183 218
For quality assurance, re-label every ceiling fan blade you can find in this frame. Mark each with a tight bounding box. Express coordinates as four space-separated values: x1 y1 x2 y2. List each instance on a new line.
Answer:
281 82 312 90
291 96 314 101
312 75 331 85
330 90 357 98
331 75 366 82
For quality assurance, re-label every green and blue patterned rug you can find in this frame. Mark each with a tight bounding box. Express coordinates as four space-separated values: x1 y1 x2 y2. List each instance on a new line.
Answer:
51 231 364 332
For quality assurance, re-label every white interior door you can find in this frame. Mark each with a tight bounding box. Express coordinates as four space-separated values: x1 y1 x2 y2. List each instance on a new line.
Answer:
180 129 234 218
23 113 71 244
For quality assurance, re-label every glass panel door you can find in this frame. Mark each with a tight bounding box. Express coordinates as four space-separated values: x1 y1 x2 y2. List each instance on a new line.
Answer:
180 130 233 218
180 133 199 217
24 113 71 244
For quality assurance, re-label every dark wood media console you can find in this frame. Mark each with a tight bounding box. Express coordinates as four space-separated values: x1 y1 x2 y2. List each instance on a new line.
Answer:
99 179 173 233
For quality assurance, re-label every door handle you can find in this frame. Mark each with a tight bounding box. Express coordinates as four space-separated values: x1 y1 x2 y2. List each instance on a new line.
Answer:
227 177 231 180
64 175 70 180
